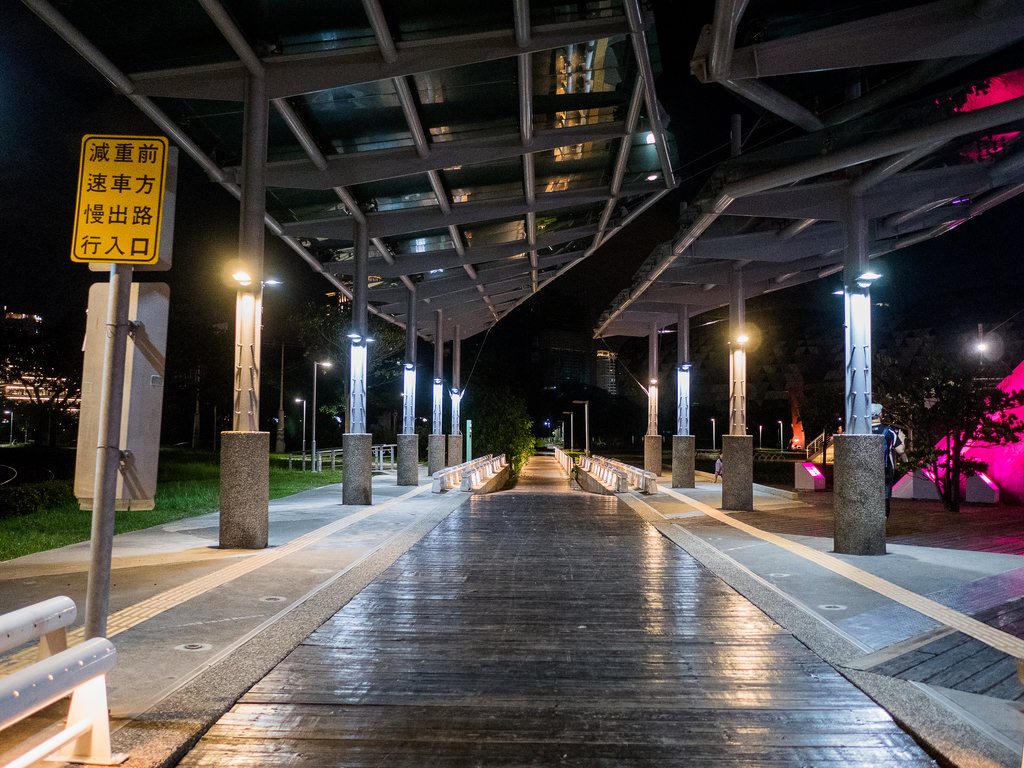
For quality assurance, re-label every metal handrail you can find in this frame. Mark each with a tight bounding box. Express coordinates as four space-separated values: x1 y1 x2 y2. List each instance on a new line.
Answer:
553 447 574 475
432 454 496 493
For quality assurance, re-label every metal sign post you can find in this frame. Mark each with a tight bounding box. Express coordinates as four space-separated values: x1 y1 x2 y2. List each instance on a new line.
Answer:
71 134 170 639
84 263 132 639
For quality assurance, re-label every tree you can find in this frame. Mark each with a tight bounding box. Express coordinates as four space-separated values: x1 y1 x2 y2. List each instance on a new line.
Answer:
463 383 534 478
878 355 1024 512
284 300 405 437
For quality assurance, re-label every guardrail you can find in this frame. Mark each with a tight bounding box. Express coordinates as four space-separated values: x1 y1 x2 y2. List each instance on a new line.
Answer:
0 597 119 768
581 455 659 494
553 446 573 475
432 454 508 493
288 443 398 472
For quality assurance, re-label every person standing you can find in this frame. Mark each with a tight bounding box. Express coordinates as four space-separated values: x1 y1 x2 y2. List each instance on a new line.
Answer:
714 455 723 482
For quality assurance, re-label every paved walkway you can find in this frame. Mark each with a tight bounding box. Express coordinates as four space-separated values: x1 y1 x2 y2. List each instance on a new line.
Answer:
178 455 936 767
2 456 1024 766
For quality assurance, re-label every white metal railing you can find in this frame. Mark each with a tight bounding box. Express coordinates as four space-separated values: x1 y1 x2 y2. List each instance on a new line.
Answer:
805 431 834 463
578 455 628 492
0 597 118 768
554 446 573 475
432 454 503 493
586 455 659 494
288 443 398 472
459 455 508 491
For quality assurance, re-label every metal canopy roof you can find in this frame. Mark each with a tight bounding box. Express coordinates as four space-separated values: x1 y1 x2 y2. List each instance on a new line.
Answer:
23 0 677 343
596 0 1024 339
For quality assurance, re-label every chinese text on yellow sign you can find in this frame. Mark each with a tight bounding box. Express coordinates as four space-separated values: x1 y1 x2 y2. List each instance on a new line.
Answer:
72 135 168 265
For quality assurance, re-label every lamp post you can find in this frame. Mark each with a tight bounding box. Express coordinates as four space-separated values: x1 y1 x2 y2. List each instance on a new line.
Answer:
294 398 306 465
710 417 715 450
562 411 574 452
3 411 11 446
572 399 590 456
311 360 332 471
778 420 784 451
758 424 763 450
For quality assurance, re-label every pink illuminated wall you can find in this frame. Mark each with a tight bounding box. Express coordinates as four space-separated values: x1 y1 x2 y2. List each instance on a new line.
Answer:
962 358 1024 504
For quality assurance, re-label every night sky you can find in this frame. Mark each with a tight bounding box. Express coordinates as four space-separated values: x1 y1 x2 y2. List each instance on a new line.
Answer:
2 1 1021 383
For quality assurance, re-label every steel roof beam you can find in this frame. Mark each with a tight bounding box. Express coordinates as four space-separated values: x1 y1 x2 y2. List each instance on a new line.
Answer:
624 0 675 186
258 121 627 189
129 17 636 101
725 0 1024 80
283 181 655 240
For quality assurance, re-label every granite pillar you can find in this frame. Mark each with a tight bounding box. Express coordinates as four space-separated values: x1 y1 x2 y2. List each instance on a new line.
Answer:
428 434 446 476
219 431 269 549
833 433 886 555
397 433 419 486
721 434 753 511
447 434 464 467
672 435 695 488
644 434 662 475
342 432 372 505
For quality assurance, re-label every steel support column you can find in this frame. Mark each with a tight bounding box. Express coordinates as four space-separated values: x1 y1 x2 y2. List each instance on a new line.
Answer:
428 309 445 475
447 324 464 465
672 305 695 488
220 69 269 550
728 268 747 437
344 220 372 505
402 287 417 436
644 321 662 475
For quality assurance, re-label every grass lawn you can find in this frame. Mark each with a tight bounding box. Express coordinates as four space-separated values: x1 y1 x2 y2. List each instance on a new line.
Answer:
0 449 344 562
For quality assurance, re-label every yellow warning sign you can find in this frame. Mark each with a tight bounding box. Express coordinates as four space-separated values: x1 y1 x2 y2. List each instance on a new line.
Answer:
72 135 168 265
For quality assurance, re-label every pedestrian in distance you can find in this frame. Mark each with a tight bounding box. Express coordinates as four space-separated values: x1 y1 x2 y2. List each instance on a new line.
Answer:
714 455 722 482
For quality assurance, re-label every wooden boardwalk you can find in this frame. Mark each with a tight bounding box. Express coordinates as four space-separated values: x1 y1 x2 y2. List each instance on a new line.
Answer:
178 455 936 767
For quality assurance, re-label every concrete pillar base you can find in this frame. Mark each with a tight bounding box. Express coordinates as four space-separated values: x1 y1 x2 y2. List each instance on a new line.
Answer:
219 431 269 549
644 434 662 475
397 433 419 486
672 435 695 488
721 435 753 511
428 434 446 476
834 433 886 555
447 435 464 467
342 433 372 505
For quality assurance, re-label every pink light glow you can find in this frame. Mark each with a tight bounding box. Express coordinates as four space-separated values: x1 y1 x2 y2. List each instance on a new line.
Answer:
977 472 999 491
951 69 1024 112
801 462 823 478
961 358 1024 504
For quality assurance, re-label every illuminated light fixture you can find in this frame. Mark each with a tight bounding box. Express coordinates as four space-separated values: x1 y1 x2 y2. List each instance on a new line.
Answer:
232 270 253 286
645 132 656 144
365 336 375 344
833 288 845 295
346 331 362 340
646 173 659 181
736 333 749 344
319 360 332 369
404 362 415 370
679 363 691 371
433 378 442 385
649 378 658 386
263 278 282 286
856 270 882 287
977 341 989 352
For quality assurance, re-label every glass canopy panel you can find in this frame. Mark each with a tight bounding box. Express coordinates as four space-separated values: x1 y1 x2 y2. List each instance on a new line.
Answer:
532 36 632 132
533 138 617 193
349 176 439 212
389 231 453 255
294 82 416 154
384 0 514 41
530 0 627 25
266 188 346 223
463 217 528 248
415 60 519 144
58 0 233 71
445 159 524 203
156 98 245 168
222 0 377 56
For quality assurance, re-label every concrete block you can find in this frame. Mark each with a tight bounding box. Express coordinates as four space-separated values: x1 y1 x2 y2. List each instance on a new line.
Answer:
447 435 464 467
795 461 826 491
428 434 446 476
892 468 941 499
672 435 695 488
966 473 1000 504
397 433 419 486
644 434 662 475
721 435 753 511
833 433 886 555
219 431 269 549
342 433 372 505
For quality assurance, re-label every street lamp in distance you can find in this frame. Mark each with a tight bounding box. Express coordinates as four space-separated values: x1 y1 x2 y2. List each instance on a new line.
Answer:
778 420 784 451
294 398 307 463
710 417 716 450
311 360 332 471
572 399 590 456
2 411 12 446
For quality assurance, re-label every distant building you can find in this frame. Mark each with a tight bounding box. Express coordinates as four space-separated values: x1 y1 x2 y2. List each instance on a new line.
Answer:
533 330 595 389
596 349 618 394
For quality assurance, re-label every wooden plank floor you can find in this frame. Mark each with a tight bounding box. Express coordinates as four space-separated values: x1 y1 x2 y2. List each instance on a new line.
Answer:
178 456 937 767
